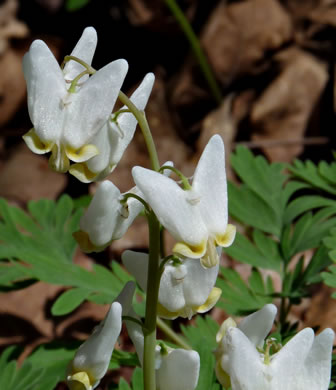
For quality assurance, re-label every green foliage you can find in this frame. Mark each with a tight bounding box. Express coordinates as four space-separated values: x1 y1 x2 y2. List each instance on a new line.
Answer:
221 147 336 316
289 160 336 195
321 228 336 297
0 343 76 390
216 267 273 315
0 196 138 314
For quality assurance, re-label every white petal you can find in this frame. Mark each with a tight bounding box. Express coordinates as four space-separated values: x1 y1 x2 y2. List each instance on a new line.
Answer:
156 349 200 390
63 26 97 82
125 308 144 366
223 327 267 390
159 263 186 312
181 257 219 307
122 250 149 291
63 59 128 149
132 166 207 247
23 40 67 143
107 73 155 167
271 328 314 389
192 135 228 235
79 180 142 247
72 301 122 382
238 304 277 348
85 124 113 175
302 328 334 390
79 180 121 246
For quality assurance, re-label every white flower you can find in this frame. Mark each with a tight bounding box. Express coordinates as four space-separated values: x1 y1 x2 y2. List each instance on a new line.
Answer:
74 163 174 252
73 180 143 253
66 302 122 390
122 250 221 319
132 134 236 268
66 282 135 390
124 313 200 390
215 304 335 390
23 26 128 173
69 72 155 182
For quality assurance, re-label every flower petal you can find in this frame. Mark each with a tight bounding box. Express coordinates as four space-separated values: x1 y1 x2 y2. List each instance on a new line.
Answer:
158 263 186 312
22 128 54 155
156 349 200 390
63 27 97 83
77 180 142 251
223 327 266 390
192 135 228 236
271 328 314 389
63 59 128 149
132 166 208 250
302 328 334 390
23 40 67 143
89 73 155 170
238 304 277 348
68 301 122 388
181 257 219 307
196 286 221 313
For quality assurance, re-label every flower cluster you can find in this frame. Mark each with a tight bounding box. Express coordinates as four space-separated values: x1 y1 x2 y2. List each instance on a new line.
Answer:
23 26 154 182
22 25 334 390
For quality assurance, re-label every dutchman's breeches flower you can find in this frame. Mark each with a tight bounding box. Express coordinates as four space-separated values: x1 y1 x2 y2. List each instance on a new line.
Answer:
67 282 136 390
73 180 144 253
132 134 236 268
23 26 128 173
67 302 122 390
122 250 221 319
215 304 335 390
69 72 155 183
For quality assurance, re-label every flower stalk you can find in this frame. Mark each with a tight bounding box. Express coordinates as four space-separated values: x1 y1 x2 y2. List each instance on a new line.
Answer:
118 90 160 172
143 210 161 390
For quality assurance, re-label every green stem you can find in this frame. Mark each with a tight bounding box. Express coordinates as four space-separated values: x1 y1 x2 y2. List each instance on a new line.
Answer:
157 317 192 350
143 211 161 390
118 91 160 171
159 165 191 190
121 193 150 212
164 0 222 104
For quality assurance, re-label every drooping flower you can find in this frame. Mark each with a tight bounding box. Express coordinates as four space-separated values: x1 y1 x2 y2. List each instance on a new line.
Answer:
124 312 200 390
73 180 143 253
66 282 135 390
69 72 155 183
66 302 121 390
23 26 128 173
122 250 221 319
74 163 174 252
215 304 335 390
132 135 236 268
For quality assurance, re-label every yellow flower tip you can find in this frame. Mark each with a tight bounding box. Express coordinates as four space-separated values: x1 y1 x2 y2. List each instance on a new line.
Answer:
215 224 236 248
215 360 231 388
73 230 103 253
196 287 221 314
69 163 98 183
216 317 237 343
67 371 92 390
200 239 219 268
173 240 206 259
22 128 54 155
48 144 70 173
157 303 179 320
65 144 99 163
